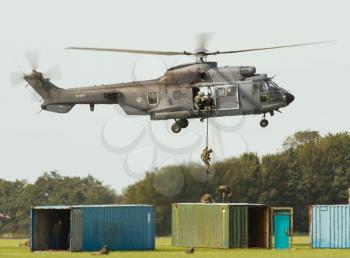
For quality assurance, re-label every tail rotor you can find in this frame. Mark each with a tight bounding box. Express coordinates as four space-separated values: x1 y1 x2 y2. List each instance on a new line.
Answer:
10 51 62 106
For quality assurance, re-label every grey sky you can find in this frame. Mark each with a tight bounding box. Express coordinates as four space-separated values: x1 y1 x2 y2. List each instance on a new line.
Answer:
0 0 349 192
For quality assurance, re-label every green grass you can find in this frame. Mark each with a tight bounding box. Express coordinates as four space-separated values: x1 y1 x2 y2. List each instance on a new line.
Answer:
1 236 350 258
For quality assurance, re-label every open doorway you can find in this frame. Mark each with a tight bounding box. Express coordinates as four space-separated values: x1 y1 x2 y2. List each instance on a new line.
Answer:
192 86 216 111
32 208 71 251
248 207 270 248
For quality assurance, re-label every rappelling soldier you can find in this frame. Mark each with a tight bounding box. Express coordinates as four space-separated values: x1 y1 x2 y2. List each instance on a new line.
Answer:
201 147 213 169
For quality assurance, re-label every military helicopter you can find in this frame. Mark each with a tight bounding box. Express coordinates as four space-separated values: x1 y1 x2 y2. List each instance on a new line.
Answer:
15 36 333 133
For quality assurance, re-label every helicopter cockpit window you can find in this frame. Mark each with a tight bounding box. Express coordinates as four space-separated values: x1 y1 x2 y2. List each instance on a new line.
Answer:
269 80 280 88
147 92 158 105
262 80 279 92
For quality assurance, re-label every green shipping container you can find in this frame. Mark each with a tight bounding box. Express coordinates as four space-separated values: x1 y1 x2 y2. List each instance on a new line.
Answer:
172 203 271 248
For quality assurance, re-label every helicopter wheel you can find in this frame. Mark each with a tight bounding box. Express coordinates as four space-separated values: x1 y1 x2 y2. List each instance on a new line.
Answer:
171 122 182 133
179 119 189 128
260 119 269 128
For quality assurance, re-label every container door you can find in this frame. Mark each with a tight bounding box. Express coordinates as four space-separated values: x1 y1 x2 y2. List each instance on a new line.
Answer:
274 212 290 249
70 209 83 252
30 209 34 251
215 84 240 111
229 206 248 248
318 207 331 248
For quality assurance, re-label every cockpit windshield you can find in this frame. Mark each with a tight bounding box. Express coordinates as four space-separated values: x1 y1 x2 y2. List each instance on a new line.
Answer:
259 79 285 104
260 79 280 92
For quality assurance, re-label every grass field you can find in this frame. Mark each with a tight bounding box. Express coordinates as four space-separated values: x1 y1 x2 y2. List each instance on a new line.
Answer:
1 236 350 258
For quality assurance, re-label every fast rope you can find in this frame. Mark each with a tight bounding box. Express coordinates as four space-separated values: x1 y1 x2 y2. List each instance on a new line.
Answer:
200 91 213 196
204 108 210 194
206 110 209 148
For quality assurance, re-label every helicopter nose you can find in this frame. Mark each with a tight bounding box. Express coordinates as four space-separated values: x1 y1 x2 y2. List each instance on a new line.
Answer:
285 93 295 104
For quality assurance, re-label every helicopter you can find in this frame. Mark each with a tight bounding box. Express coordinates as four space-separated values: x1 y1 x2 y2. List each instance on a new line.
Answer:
16 36 333 133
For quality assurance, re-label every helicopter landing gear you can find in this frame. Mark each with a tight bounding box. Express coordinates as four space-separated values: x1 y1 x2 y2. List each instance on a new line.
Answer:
171 119 189 133
179 119 189 128
260 119 268 128
171 122 182 133
260 114 269 128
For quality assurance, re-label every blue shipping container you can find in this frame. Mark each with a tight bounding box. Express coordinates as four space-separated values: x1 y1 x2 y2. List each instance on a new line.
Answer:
31 205 155 252
311 205 350 248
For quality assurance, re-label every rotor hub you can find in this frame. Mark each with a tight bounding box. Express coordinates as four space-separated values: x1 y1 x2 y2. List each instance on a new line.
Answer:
30 70 42 80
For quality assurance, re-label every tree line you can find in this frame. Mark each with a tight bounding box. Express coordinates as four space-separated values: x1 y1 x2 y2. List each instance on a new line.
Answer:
123 130 350 234
0 172 120 235
1 131 350 236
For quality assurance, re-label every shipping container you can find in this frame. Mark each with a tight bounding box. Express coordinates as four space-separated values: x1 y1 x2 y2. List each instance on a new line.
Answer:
310 205 350 248
172 203 271 248
31 205 155 252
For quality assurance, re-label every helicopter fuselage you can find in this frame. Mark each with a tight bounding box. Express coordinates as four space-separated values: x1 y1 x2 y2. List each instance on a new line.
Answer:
24 61 294 131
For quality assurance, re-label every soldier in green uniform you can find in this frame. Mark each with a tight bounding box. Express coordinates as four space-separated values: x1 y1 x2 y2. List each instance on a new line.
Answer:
201 147 213 169
218 185 232 203
99 245 109 255
93 244 109 255
194 92 205 110
200 193 214 203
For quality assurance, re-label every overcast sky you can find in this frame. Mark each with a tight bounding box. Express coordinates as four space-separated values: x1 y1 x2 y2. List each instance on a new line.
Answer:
0 0 349 192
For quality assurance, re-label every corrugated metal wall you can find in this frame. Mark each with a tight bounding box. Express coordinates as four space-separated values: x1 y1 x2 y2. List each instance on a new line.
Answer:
172 204 252 248
229 206 248 248
172 204 231 248
70 209 83 251
31 210 50 251
311 205 350 248
172 204 271 249
31 205 155 252
81 206 155 251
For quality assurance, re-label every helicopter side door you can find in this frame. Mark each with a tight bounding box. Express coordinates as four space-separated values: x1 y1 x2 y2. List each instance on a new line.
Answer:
239 81 261 113
214 84 240 114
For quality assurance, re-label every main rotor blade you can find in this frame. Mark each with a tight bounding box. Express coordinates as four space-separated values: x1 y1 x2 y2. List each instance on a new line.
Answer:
66 47 191 56
25 50 40 70
44 64 62 81
196 32 213 51
208 41 336 55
